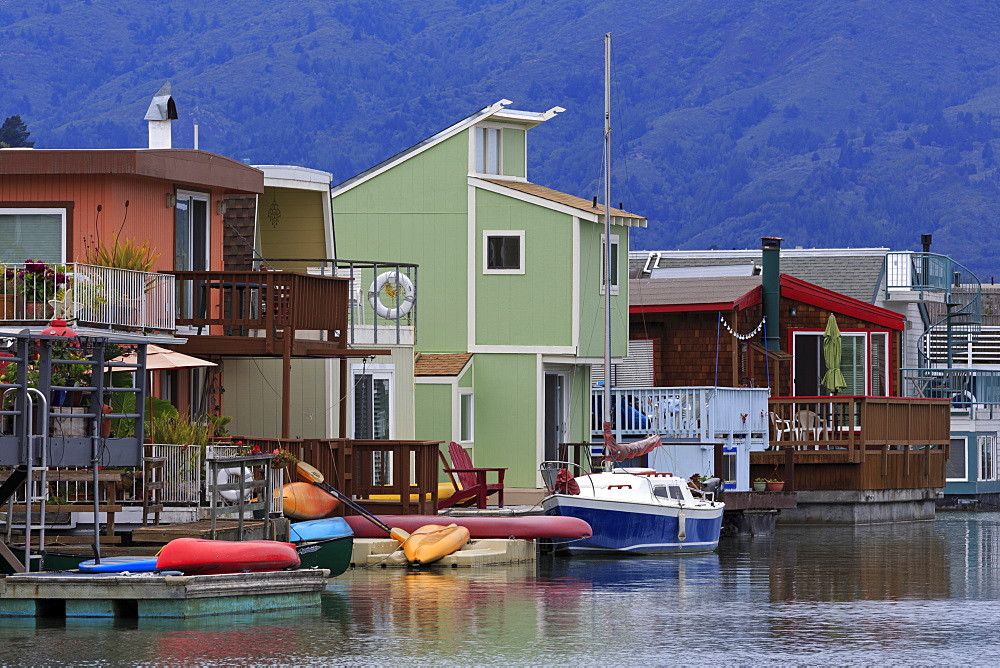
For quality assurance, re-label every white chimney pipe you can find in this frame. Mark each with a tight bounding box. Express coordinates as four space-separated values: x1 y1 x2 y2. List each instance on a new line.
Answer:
144 82 177 149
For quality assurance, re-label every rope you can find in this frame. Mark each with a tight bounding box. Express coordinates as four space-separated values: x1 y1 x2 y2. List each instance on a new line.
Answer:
715 311 721 388
763 317 771 390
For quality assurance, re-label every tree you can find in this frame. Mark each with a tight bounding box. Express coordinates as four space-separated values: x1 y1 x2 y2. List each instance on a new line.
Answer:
0 115 33 147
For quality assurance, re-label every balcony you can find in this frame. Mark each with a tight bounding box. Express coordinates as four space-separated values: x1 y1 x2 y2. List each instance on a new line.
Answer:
0 262 174 332
903 367 1000 419
170 270 352 357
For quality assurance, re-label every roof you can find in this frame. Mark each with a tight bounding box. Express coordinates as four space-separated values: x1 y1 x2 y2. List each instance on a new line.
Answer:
331 99 563 196
414 353 473 377
0 148 264 194
631 248 889 303
629 275 761 312
479 179 646 226
630 273 905 330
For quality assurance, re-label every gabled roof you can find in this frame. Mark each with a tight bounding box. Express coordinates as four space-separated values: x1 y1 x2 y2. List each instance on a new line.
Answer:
478 178 646 226
630 273 905 330
331 99 563 197
632 248 889 303
415 353 473 377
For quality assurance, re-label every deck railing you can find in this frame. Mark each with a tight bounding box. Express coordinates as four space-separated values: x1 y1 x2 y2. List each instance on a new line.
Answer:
902 367 1000 418
0 262 175 332
768 396 952 457
170 270 348 344
591 386 770 443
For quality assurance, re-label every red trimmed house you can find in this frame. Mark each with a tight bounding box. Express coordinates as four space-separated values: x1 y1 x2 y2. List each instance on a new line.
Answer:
627 239 950 524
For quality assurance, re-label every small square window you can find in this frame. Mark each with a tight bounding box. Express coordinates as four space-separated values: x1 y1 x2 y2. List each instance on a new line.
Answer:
483 231 525 274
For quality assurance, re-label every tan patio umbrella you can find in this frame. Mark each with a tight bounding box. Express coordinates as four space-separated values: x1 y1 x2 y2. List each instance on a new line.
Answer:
821 314 847 394
109 345 217 371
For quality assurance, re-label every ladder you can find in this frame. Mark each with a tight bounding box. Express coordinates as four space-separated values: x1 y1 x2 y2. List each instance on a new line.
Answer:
21 388 49 572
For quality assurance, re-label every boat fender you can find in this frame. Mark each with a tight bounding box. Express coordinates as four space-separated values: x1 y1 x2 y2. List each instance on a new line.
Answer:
677 510 687 541
368 270 415 320
216 467 254 502
554 468 580 495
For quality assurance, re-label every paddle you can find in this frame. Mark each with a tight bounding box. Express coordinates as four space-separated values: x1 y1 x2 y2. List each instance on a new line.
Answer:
295 461 410 543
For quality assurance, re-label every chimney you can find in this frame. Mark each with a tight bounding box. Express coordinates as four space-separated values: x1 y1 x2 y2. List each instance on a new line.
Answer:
144 82 177 149
761 237 783 352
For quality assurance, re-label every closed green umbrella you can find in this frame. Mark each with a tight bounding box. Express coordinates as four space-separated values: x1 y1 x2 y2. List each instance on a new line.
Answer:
821 314 847 394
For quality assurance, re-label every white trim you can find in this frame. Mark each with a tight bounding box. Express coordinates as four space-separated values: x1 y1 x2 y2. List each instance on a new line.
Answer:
535 354 544 485
572 216 580 352
482 229 525 275
332 99 512 197
559 355 626 365
459 388 474 444
415 376 459 385
946 436 968 483
322 186 334 258
349 363 396 440
468 184 477 352
0 207 67 262
471 344 578 354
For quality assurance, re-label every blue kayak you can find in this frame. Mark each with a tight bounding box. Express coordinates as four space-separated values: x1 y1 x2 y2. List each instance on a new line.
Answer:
78 556 160 573
289 517 353 542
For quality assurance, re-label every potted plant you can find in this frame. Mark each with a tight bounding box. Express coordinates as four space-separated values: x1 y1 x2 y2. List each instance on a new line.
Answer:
766 478 785 492
753 477 767 492
8 259 68 319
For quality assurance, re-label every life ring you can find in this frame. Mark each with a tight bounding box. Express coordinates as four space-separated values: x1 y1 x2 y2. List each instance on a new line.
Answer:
368 271 415 319
216 467 253 502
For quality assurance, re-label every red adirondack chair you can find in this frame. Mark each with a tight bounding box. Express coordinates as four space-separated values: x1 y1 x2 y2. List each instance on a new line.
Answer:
438 441 506 510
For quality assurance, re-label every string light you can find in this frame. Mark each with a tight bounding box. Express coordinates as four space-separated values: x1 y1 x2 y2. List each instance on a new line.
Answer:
719 315 766 341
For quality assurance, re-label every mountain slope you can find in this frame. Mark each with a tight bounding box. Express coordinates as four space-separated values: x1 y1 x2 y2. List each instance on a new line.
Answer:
2 0 999 278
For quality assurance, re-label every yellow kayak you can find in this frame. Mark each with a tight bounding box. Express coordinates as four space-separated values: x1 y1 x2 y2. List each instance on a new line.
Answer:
402 523 470 565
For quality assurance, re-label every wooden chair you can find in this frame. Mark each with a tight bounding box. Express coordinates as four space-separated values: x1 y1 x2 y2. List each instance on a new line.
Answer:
438 441 506 510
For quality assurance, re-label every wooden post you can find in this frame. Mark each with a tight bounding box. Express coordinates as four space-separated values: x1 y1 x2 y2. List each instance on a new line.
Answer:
783 446 795 493
714 442 724 482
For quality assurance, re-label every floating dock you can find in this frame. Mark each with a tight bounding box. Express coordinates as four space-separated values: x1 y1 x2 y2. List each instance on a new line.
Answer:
0 569 328 618
354 537 536 568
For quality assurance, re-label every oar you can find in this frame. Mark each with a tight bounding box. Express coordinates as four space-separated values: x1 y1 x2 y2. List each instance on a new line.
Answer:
295 461 410 543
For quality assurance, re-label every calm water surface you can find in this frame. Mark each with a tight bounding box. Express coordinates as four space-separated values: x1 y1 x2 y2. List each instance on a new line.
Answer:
3 512 1000 666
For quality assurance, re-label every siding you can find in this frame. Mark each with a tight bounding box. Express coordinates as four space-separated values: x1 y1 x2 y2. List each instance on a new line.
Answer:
258 186 327 270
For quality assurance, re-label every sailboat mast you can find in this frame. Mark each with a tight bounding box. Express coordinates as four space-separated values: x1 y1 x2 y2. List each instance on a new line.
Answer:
602 32 613 429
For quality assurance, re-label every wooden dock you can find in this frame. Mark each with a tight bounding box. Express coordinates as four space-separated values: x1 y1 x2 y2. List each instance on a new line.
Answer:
0 569 329 618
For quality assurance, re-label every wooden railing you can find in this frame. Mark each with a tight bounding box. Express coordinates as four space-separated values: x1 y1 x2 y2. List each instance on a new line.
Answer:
171 270 348 345
768 396 952 459
234 437 442 515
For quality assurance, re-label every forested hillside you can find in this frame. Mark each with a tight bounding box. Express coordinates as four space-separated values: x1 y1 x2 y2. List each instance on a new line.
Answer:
2 0 1000 278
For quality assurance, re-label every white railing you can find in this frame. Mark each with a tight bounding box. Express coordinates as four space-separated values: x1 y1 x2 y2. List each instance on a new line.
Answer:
0 262 175 331
591 386 770 443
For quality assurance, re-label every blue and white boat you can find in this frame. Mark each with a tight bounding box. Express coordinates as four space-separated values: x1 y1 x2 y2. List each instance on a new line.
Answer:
540 33 723 556
539 464 724 555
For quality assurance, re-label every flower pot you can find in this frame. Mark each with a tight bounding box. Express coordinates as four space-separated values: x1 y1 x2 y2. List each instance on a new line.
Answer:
753 481 767 492
766 481 785 492
24 301 51 320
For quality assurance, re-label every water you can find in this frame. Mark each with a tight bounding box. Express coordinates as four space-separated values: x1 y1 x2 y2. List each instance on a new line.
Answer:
4 512 1000 666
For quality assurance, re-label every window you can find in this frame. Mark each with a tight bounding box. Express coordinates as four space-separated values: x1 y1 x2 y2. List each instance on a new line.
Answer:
475 127 501 174
947 437 968 481
0 208 65 263
353 365 394 486
460 392 474 443
792 330 890 396
601 234 619 295
980 435 1000 482
483 231 524 274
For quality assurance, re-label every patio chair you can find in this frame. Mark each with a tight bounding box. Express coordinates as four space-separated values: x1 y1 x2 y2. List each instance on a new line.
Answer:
796 410 830 449
768 412 797 448
438 441 506 510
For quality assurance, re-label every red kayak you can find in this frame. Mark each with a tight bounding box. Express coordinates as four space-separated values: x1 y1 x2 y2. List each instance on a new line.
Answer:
156 538 300 575
344 515 592 539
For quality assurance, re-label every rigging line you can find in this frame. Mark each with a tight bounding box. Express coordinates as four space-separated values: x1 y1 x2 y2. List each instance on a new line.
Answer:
610 39 637 216
223 216 275 270
715 311 721 388
763 317 770 391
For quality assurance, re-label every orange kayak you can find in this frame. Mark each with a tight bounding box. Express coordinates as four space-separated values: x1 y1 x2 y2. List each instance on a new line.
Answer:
280 482 341 520
402 523 470 565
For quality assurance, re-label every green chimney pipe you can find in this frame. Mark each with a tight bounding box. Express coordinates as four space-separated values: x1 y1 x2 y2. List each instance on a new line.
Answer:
761 237 782 352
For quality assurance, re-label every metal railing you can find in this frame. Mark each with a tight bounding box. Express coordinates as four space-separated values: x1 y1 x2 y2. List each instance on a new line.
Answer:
902 367 1000 417
0 262 175 331
882 252 955 296
264 258 419 346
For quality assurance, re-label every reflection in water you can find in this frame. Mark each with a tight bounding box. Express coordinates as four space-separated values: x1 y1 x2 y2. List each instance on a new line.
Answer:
4 514 1000 664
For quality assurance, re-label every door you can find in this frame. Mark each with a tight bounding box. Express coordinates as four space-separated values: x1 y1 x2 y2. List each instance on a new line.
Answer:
544 372 566 461
174 191 210 324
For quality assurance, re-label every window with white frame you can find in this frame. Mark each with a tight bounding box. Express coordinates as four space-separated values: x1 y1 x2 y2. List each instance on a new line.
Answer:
483 231 524 274
947 437 968 481
601 233 619 295
353 364 394 485
980 435 1000 482
474 126 501 175
460 391 474 443
0 208 65 263
792 330 890 396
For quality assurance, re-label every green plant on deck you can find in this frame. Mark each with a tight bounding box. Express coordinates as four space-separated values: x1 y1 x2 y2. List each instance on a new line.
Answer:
82 237 160 274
